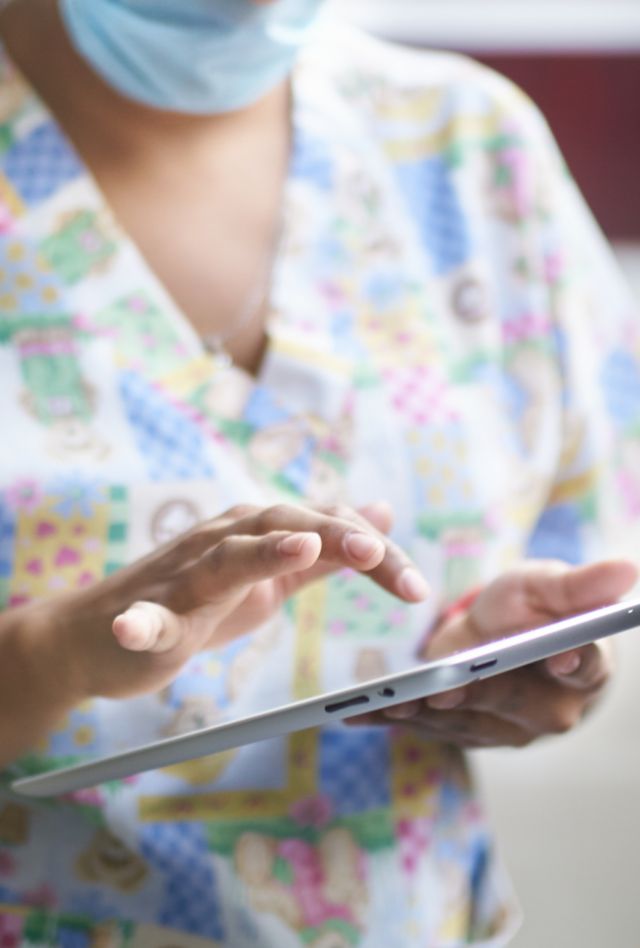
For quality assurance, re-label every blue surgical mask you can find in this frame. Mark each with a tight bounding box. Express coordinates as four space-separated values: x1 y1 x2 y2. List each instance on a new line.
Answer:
60 0 324 114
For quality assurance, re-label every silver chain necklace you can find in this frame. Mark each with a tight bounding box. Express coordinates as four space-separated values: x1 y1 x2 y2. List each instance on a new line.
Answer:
201 275 272 371
200 188 288 371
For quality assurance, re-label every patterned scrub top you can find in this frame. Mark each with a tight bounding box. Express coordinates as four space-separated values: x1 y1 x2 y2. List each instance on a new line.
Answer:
1 22 639 948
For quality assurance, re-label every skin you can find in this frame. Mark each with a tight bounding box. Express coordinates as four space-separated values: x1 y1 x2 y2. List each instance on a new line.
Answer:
0 0 634 768
351 559 638 747
0 500 428 767
0 0 290 372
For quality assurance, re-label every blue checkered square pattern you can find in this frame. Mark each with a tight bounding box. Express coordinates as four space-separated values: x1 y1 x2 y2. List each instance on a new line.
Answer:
119 371 215 481
0 883 18 905
55 925 92 948
3 122 84 207
394 156 471 275
526 502 584 565
602 348 640 431
243 386 290 429
319 728 391 815
0 498 15 581
290 129 334 192
0 235 65 315
139 821 224 941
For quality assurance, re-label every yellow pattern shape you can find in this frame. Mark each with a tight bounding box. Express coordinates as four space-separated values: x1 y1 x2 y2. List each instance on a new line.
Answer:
549 467 599 506
391 730 442 820
160 750 237 788
0 172 25 221
138 584 326 822
376 88 443 124
10 502 110 602
161 356 217 397
384 112 504 164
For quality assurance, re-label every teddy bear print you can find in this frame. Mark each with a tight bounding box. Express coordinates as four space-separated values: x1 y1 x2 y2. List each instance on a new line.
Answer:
76 829 148 893
234 827 367 935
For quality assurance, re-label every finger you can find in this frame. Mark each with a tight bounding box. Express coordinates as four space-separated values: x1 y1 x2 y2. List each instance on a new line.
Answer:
171 504 263 561
257 504 390 571
112 600 183 654
357 500 394 535
430 558 639 659
545 650 582 678
115 531 325 654
349 707 532 748
427 666 589 737
233 503 429 602
181 530 323 609
188 500 393 568
544 640 614 691
207 578 282 643
524 558 638 619
407 709 534 748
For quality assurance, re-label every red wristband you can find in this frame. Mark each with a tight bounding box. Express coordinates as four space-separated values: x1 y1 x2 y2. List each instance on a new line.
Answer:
439 586 483 624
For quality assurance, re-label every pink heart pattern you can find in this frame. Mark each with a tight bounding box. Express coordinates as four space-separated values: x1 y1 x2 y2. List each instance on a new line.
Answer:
54 546 80 567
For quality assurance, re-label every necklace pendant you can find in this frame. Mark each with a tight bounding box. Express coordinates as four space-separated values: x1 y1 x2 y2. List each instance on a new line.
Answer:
202 333 233 371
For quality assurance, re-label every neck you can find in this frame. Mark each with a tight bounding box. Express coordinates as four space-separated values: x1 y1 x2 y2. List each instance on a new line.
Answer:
0 0 291 167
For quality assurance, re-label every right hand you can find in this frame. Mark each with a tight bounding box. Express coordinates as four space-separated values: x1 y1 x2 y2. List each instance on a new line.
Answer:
43 502 429 702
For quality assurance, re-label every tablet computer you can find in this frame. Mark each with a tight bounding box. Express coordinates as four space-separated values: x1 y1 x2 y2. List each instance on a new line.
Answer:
12 595 640 798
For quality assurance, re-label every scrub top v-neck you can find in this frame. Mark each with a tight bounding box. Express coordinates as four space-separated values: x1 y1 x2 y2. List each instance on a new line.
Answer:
1 21 638 948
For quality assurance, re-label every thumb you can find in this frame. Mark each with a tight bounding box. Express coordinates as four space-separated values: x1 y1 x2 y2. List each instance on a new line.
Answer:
540 559 638 617
112 601 184 654
113 530 323 654
541 560 637 681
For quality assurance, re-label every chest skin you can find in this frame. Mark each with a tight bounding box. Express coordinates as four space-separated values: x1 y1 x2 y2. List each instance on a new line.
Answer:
0 0 293 376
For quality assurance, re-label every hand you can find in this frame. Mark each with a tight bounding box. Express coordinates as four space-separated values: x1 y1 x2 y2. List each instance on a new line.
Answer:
350 559 638 748
46 501 429 702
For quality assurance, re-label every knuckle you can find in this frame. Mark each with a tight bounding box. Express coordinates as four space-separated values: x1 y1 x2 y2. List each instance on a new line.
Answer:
207 535 238 564
512 731 536 748
585 671 610 694
323 503 353 522
548 707 580 735
225 503 257 521
260 504 298 528
175 529 208 557
172 524 216 562
253 534 275 564
591 646 614 684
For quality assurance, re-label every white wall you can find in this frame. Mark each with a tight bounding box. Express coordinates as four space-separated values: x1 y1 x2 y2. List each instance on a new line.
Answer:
336 0 640 51
477 248 640 948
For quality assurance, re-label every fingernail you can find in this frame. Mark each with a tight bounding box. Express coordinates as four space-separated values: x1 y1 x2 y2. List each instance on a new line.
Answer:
548 652 582 677
398 567 430 601
427 688 466 710
114 606 154 649
344 532 384 562
278 533 310 556
124 604 153 629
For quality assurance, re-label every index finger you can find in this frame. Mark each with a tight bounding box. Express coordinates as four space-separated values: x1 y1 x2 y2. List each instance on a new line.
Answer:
543 640 613 691
230 503 430 603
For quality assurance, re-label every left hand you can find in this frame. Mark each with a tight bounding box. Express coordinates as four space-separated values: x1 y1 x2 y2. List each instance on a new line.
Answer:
349 558 638 748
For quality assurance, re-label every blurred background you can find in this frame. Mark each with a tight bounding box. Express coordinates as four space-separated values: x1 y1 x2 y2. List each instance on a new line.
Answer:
335 2 640 945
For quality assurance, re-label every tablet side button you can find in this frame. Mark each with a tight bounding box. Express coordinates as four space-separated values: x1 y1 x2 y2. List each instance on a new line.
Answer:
469 658 498 673
325 695 370 714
